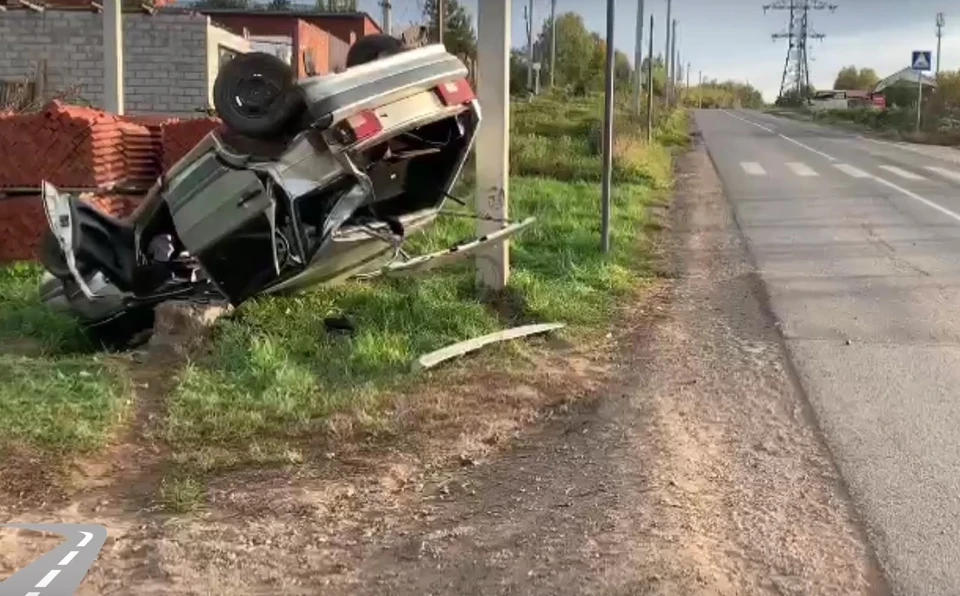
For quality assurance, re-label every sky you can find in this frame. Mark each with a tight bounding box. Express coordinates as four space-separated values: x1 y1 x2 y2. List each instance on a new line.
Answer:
351 0 960 102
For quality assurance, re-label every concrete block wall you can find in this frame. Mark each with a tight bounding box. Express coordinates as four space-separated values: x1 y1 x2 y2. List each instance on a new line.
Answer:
0 11 211 116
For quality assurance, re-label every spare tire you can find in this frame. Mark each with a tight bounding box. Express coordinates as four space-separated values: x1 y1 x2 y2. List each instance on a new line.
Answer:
346 34 406 67
213 52 304 139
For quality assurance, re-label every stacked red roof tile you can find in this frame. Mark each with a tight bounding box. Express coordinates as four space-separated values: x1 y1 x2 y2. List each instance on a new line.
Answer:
0 101 222 263
160 118 223 171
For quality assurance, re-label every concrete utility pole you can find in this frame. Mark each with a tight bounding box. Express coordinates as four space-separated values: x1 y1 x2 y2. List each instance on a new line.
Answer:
437 0 445 45
664 0 672 99
550 0 557 88
686 60 690 104
380 0 392 36
475 0 512 290
647 13 655 141
601 0 616 253
633 0 645 115
525 0 534 93
937 12 945 76
103 0 124 114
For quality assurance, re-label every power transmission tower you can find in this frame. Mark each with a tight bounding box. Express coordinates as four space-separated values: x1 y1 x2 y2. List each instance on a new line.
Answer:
937 12 945 76
764 0 837 101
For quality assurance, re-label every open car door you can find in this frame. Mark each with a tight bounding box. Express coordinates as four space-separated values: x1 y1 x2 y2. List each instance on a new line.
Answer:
163 151 281 305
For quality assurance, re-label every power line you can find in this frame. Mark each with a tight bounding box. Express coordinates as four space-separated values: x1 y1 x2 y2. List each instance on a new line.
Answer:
764 0 837 100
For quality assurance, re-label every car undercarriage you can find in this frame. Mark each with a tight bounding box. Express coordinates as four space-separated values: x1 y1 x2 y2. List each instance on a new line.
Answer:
37 36 532 347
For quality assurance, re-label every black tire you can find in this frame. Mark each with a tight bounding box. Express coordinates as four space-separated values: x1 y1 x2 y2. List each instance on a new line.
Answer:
346 34 406 68
213 52 304 139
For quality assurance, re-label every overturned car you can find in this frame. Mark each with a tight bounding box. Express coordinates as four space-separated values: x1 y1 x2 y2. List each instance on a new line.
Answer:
38 37 529 345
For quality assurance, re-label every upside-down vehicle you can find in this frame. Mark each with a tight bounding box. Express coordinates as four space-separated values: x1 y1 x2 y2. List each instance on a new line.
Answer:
38 35 533 344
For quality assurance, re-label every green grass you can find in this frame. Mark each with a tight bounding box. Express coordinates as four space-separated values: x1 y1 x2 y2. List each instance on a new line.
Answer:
0 264 89 354
0 265 131 455
164 96 686 468
0 94 687 471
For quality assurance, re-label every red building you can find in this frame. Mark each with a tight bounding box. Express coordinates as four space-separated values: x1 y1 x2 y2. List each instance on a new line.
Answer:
192 9 381 77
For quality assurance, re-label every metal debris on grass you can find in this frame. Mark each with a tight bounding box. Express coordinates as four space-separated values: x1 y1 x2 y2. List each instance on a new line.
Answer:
413 322 566 371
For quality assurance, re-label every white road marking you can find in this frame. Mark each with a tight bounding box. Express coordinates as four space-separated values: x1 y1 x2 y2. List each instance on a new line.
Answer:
834 163 871 178
741 161 766 175
786 162 819 177
869 174 960 225
722 110 839 161
925 166 960 183
777 134 839 162
721 110 777 132
25 592 40 596
77 531 93 547
58 550 79 566
35 569 60 588
878 165 925 180
721 112 960 228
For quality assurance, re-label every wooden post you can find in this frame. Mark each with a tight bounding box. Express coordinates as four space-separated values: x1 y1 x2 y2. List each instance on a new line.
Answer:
475 0 511 290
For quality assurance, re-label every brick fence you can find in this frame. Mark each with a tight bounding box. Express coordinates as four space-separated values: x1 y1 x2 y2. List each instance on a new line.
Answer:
0 101 220 263
0 11 220 115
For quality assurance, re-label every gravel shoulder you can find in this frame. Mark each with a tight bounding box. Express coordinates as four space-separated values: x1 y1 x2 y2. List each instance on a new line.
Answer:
1 126 890 595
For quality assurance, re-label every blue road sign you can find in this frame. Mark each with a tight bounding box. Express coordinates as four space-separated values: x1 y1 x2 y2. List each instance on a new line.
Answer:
912 51 932 71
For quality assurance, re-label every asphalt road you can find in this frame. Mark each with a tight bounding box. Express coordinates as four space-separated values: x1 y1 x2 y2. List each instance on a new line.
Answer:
696 109 960 596
0 524 107 596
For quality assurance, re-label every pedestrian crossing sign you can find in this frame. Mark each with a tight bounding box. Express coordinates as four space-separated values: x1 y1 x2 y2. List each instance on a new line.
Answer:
912 51 932 71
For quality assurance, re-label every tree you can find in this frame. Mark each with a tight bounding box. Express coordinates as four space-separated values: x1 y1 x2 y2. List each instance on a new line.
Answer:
640 54 668 97
834 65 880 90
535 13 596 91
422 0 477 60
268 0 292 9
509 49 529 95
614 49 632 89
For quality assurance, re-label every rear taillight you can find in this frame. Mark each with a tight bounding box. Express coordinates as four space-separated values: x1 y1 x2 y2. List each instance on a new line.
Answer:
338 110 383 144
435 78 475 105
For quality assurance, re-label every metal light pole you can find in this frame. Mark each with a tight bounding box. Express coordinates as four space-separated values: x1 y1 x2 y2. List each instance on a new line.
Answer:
550 0 557 88
936 13 945 76
526 0 534 93
670 19 677 106
698 70 703 108
647 13 655 141
437 0 445 45
633 0 645 115
917 68 923 132
601 0 616 253
380 0 392 36
664 0 672 101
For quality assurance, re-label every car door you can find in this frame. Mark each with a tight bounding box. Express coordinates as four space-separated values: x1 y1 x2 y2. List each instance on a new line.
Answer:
163 151 280 304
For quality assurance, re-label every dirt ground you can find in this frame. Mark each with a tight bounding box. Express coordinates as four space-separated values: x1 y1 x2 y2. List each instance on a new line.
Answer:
0 131 891 595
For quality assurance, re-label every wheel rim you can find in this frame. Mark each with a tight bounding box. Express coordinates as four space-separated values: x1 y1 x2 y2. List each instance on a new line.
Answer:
231 73 283 119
